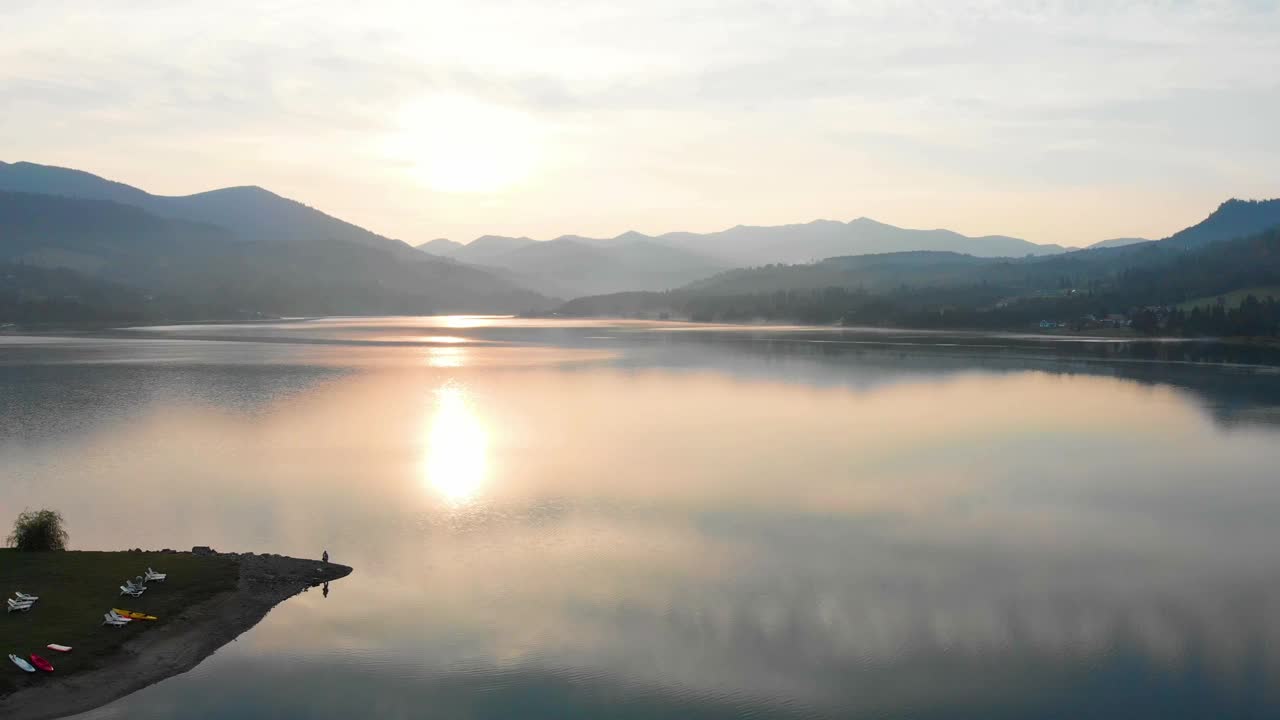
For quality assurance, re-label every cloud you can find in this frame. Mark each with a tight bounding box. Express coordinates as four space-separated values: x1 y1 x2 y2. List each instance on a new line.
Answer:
1 0 1276 244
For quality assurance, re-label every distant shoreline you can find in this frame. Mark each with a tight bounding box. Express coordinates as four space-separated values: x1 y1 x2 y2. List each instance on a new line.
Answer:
4 313 1279 350
0 552 351 720
553 315 1280 348
0 315 312 334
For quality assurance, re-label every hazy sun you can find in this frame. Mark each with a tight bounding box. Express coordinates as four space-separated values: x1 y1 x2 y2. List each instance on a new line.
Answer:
390 95 539 193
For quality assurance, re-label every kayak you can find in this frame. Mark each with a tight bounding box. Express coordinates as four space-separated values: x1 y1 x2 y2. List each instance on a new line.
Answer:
46 644 72 653
111 608 158 621
29 654 53 673
8 653 35 673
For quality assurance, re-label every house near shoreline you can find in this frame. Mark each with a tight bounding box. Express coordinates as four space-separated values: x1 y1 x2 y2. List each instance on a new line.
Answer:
1066 313 1133 330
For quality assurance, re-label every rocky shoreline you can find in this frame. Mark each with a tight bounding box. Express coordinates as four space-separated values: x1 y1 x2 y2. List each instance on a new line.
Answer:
0 551 352 720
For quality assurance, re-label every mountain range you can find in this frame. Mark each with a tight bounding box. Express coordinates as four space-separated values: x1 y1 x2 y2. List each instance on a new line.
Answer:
419 235 725 297
556 198 1280 328
0 162 550 319
422 219 1065 268
0 161 413 256
652 218 1066 264
417 217 1070 297
3 159 1276 331
1087 237 1150 249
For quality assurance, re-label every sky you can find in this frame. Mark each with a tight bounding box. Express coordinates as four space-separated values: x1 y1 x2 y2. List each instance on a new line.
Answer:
2 0 1277 248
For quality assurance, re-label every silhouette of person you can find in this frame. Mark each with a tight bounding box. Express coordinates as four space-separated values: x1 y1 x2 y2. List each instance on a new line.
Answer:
322 582 329 598
322 550 329 564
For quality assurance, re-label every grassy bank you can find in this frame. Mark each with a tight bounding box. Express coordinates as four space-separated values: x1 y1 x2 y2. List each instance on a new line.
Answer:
0 550 237 696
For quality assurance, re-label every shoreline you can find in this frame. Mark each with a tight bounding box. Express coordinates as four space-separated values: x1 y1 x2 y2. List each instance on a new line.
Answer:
0 552 352 720
4 314 1280 354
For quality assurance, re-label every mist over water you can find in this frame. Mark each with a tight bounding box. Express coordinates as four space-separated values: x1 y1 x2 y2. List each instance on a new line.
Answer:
5 318 1280 719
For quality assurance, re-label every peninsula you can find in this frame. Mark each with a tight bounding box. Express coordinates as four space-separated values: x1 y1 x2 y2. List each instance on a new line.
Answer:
0 548 352 720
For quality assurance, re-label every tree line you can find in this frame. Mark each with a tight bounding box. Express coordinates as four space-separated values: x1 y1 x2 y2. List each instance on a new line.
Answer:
556 226 1280 337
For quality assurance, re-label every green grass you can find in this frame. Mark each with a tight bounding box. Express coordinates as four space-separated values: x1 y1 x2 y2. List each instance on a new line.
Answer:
0 550 237 696
1177 286 1280 312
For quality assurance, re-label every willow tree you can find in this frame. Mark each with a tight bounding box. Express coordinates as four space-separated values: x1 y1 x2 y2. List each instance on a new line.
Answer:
7 509 69 551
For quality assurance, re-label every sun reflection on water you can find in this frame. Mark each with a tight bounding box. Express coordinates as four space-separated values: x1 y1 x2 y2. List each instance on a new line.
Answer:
426 346 466 368
423 384 488 505
440 315 501 329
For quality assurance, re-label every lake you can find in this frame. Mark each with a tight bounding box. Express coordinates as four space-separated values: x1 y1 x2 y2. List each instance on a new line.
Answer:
5 317 1280 719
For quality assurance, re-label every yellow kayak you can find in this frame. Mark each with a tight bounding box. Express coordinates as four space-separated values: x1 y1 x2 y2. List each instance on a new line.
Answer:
112 608 158 621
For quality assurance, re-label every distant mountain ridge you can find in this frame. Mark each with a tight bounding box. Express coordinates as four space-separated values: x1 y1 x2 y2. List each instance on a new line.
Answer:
0 190 552 315
553 196 1280 326
417 238 462 256
429 217 1065 269
10 159 1275 326
685 250 988 295
422 235 724 297
0 190 231 282
1088 237 1150 250
691 197 1280 297
646 217 1066 265
1161 199 1280 250
420 216 1068 297
0 161 415 257
0 162 555 320
452 235 538 263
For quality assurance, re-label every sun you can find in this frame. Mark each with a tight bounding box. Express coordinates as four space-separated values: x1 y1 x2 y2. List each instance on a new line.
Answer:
389 95 540 193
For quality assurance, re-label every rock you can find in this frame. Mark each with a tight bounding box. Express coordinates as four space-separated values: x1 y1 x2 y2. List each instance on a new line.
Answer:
192 546 214 556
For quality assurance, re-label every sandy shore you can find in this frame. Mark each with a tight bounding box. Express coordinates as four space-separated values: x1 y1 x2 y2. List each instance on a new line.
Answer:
0 552 352 720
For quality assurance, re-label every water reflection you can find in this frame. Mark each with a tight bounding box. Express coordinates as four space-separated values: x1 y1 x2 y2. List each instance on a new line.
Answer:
441 315 503 329
424 384 489 505
426 346 467 368
6 319 1280 719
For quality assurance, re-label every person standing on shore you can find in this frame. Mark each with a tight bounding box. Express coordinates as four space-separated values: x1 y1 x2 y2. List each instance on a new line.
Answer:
322 550 328 564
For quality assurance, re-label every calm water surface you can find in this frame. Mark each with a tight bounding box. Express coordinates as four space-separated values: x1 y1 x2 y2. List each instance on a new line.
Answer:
5 318 1280 719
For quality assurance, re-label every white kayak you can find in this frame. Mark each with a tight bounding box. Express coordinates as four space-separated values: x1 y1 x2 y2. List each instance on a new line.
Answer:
9 653 35 672
46 644 72 653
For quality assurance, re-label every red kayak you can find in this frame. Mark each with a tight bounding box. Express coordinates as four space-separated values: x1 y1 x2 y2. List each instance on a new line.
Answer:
29 654 53 673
